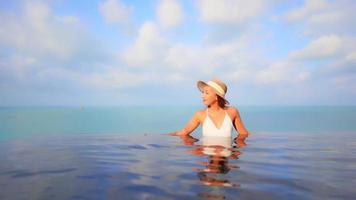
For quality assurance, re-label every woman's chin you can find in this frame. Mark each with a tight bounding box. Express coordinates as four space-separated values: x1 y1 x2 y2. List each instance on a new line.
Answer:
202 101 209 106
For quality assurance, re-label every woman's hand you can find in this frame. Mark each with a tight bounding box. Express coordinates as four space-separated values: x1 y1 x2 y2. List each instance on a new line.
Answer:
168 131 178 136
168 131 186 136
234 134 248 147
168 111 202 137
237 132 249 140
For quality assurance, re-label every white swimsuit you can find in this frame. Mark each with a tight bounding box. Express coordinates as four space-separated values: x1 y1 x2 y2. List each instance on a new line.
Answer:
202 108 233 137
202 108 233 157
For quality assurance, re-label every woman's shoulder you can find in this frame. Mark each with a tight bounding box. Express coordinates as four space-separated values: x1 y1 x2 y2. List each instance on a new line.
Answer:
194 109 206 117
225 106 238 112
225 106 240 117
193 109 206 121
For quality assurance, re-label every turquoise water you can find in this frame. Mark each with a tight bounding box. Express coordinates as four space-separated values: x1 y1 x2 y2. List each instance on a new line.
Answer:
0 106 356 199
1 106 356 140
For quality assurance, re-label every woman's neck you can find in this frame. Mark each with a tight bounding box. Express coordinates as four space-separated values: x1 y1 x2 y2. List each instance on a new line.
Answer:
208 102 223 111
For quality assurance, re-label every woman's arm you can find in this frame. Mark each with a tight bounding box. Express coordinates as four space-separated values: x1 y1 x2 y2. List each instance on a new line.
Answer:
170 111 201 136
232 107 250 139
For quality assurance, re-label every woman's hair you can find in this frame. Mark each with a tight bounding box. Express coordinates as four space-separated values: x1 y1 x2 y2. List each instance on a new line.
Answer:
217 95 227 108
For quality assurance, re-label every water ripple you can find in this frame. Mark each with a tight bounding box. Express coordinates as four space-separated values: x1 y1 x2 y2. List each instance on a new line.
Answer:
7 168 77 178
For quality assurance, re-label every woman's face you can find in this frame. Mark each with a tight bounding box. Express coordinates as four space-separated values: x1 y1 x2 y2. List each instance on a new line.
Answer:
201 86 218 106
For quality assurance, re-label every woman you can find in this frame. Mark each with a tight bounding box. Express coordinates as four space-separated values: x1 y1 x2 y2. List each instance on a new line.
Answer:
170 79 250 141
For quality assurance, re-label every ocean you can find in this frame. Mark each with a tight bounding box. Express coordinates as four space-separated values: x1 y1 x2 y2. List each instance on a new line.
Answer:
0 106 355 199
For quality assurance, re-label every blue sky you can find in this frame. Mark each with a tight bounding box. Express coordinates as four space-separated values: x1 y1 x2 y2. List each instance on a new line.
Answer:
0 0 355 106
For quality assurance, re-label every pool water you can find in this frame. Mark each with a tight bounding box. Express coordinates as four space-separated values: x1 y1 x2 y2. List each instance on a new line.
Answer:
0 131 355 199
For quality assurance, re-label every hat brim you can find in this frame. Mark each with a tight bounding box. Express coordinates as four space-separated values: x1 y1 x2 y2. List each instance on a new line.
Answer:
197 80 230 105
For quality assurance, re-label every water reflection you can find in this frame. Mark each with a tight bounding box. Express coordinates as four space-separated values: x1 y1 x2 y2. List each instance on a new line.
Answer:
177 135 247 198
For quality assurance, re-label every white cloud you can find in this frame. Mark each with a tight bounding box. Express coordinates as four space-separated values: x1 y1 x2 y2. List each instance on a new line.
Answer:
1 1 354 106
121 21 213 73
345 51 356 62
121 19 267 83
285 0 327 22
0 54 37 86
78 68 191 89
0 1 100 61
287 35 356 75
255 62 289 84
31 65 153 91
323 50 356 75
255 61 310 85
255 33 356 85
157 0 183 28
254 35 354 86
289 35 343 60
306 10 356 36
98 0 132 24
0 1 111 93
296 71 310 82
164 44 201 69
224 68 251 82
80 69 152 90
197 0 266 24
121 21 168 67
284 0 356 36
164 44 217 73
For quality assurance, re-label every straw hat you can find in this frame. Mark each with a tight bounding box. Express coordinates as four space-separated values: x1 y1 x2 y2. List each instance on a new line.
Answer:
197 79 229 105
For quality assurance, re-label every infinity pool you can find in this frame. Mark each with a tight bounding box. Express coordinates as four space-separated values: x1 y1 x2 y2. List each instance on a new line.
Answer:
0 131 355 199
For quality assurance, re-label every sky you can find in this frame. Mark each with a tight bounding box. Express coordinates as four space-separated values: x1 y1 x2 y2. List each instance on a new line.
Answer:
0 0 355 106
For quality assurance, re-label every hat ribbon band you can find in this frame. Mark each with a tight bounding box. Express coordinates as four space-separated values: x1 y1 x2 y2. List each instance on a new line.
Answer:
207 81 225 95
